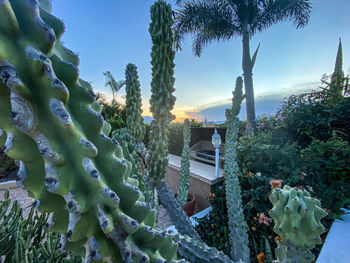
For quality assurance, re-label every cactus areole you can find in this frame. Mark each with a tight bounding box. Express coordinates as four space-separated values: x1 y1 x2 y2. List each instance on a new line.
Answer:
0 0 186 261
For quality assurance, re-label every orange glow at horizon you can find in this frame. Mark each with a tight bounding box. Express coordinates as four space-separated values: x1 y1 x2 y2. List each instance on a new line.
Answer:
142 104 201 123
97 91 202 123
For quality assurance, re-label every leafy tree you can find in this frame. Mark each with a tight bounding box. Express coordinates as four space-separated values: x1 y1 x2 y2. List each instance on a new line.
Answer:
96 92 126 131
103 71 125 102
174 0 312 134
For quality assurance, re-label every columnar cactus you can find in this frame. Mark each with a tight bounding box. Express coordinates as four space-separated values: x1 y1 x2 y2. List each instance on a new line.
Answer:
148 0 176 185
112 128 146 194
269 185 327 263
177 119 191 208
125 63 145 142
224 76 250 262
0 0 183 261
147 0 201 241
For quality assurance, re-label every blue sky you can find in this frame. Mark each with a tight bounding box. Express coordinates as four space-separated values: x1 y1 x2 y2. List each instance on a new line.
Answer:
52 0 350 122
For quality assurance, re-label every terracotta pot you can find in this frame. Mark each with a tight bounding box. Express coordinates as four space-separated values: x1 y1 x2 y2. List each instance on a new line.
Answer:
175 193 196 217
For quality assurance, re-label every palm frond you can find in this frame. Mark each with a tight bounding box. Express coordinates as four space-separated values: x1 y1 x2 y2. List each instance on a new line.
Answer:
103 71 117 89
115 80 126 93
253 0 312 33
174 0 242 56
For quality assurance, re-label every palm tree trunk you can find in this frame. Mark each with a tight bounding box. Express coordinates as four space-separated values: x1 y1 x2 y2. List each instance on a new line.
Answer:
242 33 257 135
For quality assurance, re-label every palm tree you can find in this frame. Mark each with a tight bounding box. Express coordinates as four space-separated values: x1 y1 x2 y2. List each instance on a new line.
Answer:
103 71 125 103
174 0 312 134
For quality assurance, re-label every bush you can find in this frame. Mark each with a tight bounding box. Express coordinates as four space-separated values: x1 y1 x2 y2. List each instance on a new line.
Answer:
237 132 301 180
168 123 185 156
196 173 276 263
298 136 350 219
168 120 201 156
96 93 127 132
275 94 350 147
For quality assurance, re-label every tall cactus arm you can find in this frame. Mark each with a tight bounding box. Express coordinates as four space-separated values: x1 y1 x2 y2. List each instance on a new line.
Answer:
125 63 145 142
157 180 202 240
174 234 236 263
224 77 250 263
177 119 191 208
0 0 185 262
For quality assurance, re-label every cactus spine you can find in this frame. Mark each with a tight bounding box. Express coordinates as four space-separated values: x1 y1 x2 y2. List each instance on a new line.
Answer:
224 76 250 262
0 0 186 261
125 63 145 142
177 119 191 208
269 185 327 263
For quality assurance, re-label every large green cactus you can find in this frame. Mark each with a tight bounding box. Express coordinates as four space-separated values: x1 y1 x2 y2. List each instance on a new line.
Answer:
147 0 201 241
177 119 190 208
125 63 145 142
269 185 327 263
224 76 250 262
0 0 185 261
148 0 176 185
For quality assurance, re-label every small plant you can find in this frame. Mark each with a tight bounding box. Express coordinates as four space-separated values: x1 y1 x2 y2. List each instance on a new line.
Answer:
0 190 81 263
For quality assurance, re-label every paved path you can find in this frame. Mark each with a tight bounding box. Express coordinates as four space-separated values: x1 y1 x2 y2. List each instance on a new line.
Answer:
0 187 34 218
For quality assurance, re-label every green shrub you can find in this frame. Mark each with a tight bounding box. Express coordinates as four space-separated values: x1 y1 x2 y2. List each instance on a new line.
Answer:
275 94 350 147
237 132 301 180
168 123 185 156
237 96 350 218
298 136 350 219
196 173 277 263
96 93 127 132
168 120 201 156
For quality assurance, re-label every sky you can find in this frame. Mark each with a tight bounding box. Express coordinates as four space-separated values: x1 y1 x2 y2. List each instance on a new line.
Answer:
52 0 350 122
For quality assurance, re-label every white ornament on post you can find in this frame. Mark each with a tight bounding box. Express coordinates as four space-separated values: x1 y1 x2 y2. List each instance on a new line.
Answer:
211 128 222 178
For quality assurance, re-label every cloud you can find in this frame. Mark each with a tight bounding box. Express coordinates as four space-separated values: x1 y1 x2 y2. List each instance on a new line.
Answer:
186 80 320 122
